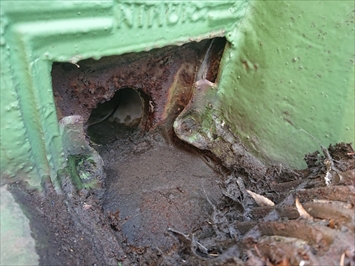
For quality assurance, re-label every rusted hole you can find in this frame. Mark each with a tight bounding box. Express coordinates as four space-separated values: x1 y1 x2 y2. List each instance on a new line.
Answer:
51 37 226 131
50 38 229 249
87 88 144 128
86 88 147 144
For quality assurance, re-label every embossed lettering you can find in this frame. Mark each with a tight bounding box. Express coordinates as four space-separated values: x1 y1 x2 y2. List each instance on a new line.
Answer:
147 4 163 28
167 3 180 26
115 2 213 29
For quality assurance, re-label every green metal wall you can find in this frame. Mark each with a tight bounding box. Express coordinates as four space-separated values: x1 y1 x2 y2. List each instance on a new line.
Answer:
1 0 354 188
218 0 355 168
0 0 248 188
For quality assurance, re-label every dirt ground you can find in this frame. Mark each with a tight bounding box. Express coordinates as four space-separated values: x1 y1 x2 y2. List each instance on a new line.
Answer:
7 122 355 266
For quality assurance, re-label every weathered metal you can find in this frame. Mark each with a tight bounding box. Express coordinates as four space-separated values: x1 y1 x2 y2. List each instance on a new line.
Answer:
216 1 355 168
52 38 226 131
0 1 244 187
0 0 354 187
1 1 354 264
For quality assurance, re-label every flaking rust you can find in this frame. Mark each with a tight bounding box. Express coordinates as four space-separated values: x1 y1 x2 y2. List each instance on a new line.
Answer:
51 38 226 131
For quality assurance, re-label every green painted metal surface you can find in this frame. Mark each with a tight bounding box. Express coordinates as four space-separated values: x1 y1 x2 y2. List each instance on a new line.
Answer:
217 0 355 168
0 0 354 188
0 0 247 188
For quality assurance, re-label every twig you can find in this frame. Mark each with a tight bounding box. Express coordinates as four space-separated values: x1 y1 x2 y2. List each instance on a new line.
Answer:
191 234 209 256
292 128 343 186
340 252 345 266
295 197 313 220
254 244 262 258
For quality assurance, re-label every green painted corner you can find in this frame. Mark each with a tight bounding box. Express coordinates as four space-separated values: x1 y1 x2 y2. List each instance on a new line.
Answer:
0 0 354 189
217 0 355 168
0 0 247 188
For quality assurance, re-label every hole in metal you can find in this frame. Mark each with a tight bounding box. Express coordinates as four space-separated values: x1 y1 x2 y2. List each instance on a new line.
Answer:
87 88 143 128
86 88 145 144
50 37 232 256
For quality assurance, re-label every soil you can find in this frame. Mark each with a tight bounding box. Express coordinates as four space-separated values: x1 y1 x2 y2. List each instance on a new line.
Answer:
7 122 355 266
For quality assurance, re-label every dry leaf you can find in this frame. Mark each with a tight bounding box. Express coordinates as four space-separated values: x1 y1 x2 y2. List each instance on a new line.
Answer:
83 203 92 210
295 197 313 220
276 256 290 266
247 190 275 207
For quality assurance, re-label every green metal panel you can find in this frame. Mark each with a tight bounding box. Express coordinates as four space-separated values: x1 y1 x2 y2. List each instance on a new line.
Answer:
0 0 354 188
217 0 355 168
0 0 248 188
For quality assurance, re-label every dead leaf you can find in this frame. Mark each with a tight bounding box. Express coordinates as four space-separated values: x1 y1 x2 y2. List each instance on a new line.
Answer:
83 203 92 210
295 198 313 220
247 189 275 207
328 219 336 229
276 256 290 266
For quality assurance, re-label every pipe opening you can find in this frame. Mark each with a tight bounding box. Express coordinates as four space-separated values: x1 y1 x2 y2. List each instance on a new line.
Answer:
50 37 232 254
86 88 144 144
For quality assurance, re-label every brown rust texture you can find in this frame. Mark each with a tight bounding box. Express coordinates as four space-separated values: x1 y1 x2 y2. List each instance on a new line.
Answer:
51 38 226 129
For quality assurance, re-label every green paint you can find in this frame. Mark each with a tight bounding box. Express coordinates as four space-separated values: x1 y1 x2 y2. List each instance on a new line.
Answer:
1 47 36 185
0 0 354 189
217 0 355 168
0 0 247 188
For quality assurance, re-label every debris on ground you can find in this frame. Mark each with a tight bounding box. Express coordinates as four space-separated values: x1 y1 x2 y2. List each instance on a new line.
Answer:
6 125 355 266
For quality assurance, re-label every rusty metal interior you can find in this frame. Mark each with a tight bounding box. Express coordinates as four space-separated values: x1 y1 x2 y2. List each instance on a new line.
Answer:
52 37 226 136
49 37 355 265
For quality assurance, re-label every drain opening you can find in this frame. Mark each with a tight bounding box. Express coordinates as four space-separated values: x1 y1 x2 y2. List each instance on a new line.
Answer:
86 88 145 144
50 36 231 255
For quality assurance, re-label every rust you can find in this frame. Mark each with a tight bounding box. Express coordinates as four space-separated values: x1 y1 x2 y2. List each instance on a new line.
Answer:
241 59 249 71
51 38 226 131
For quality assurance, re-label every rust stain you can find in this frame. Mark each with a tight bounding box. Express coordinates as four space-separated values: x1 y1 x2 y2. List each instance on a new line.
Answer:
51 38 226 131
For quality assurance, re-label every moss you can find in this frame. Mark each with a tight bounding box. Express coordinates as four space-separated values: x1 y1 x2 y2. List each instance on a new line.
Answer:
66 155 99 190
